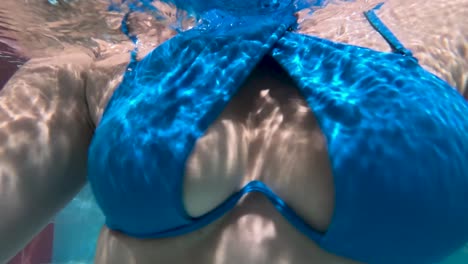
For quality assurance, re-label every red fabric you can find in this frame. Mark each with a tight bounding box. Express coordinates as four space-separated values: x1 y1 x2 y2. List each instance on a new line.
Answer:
7 224 55 264
0 42 26 89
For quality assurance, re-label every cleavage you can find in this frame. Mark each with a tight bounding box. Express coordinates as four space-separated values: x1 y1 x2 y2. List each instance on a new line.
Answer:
183 56 335 233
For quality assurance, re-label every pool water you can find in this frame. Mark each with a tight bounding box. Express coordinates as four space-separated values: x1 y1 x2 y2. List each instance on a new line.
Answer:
51 185 104 263
1 0 468 263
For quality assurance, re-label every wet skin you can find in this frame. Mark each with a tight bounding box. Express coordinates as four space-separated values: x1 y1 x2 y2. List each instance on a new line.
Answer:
0 0 467 263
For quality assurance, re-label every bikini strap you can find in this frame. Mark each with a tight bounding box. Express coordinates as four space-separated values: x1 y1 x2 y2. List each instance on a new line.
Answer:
364 2 415 58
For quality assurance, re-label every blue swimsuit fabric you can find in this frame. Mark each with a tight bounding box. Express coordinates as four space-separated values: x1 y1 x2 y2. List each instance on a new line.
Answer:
88 1 468 263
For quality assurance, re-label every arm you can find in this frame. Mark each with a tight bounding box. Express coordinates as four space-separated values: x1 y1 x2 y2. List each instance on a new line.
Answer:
0 50 94 262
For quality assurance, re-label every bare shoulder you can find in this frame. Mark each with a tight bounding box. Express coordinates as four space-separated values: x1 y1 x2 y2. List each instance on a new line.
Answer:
379 0 467 93
0 48 95 107
297 0 467 93
84 26 179 125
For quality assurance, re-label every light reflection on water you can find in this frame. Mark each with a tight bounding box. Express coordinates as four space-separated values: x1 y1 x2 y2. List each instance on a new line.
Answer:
0 0 467 263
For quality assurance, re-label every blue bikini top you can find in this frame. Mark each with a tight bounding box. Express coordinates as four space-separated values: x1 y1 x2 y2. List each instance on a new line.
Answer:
88 2 468 263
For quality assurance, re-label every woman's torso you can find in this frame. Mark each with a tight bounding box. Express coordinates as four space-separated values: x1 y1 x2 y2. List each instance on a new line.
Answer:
83 0 467 263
